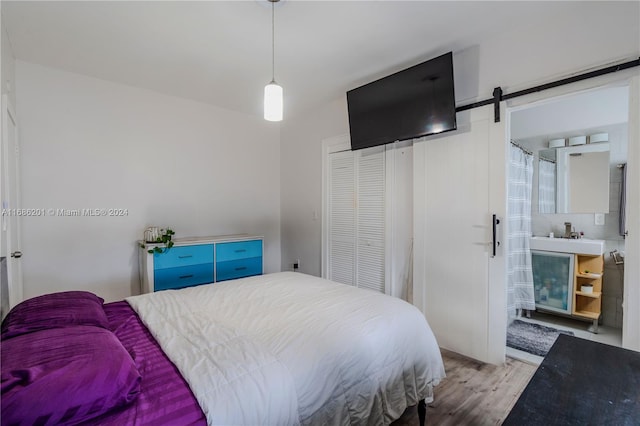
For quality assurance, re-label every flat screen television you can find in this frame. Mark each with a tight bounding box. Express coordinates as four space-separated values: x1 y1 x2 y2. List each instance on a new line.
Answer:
347 52 457 151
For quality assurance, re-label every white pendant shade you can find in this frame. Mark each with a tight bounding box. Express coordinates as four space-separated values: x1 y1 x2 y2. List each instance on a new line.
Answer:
264 81 283 122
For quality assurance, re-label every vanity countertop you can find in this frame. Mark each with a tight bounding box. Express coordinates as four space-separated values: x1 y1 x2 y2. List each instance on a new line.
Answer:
530 236 604 255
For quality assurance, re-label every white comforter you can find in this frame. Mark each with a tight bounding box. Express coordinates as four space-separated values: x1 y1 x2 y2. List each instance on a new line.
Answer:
126 272 445 425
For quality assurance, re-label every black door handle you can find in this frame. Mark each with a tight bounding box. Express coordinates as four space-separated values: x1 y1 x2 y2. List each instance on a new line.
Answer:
492 214 500 258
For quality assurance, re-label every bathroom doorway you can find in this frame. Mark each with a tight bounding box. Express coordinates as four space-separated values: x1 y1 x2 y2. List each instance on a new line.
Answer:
506 83 631 363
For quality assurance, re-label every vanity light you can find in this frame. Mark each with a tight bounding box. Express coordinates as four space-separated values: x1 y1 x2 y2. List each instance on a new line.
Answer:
548 138 565 148
568 136 587 146
589 133 608 144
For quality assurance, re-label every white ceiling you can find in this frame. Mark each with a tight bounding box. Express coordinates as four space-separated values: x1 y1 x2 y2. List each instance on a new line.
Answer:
3 1 579 119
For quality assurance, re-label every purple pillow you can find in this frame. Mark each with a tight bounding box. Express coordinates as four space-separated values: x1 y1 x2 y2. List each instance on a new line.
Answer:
1 326 142 425
1 291 109 339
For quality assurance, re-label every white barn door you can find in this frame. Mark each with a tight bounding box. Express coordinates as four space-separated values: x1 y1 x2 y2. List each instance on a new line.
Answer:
623 74 640 351
413 105 507 365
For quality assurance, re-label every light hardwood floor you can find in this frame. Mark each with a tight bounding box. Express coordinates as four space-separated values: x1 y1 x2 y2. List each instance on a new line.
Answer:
392 349 537 426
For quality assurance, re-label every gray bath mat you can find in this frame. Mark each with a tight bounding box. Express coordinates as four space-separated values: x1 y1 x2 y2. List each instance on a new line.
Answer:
507 320 575 357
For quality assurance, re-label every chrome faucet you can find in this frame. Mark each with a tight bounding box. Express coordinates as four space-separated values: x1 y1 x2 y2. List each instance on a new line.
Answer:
564 222 572 239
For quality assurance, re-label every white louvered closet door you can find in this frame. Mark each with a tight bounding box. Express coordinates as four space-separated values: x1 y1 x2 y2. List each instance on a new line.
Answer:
356 150 385 292
328 147 385 293
328 151 356 286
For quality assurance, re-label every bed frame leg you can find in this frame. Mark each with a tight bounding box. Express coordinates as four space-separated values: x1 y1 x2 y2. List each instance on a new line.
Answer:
418 399 426 426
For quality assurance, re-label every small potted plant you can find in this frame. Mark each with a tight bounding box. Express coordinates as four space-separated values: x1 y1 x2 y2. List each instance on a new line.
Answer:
139 228 175 254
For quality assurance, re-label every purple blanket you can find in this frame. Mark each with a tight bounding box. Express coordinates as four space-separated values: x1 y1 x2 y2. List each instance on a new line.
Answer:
91 301 206 425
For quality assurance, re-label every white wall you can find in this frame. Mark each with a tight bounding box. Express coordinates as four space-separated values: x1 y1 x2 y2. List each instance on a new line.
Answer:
280 2 639 278
16 61 281 302
1 10 17 259
1 11 16 108
280 98 348 274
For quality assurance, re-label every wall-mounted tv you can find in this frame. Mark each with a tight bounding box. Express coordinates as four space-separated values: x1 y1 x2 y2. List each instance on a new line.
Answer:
347 52 457 151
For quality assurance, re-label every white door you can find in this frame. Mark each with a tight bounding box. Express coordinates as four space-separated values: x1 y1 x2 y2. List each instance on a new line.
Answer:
327 150 356 285
2 95 23 309
355 148 385 293
326 146 386 293
413 104 507 364
623 74 640 351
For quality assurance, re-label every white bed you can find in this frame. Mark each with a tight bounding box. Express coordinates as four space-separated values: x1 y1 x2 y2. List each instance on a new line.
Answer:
126 271 445 425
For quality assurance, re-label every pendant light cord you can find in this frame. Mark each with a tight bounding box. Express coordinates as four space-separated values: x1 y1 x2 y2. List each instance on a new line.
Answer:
271 0 275 82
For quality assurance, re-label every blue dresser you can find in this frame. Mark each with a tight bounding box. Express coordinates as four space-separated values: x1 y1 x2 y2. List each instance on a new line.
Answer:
139 234 263 293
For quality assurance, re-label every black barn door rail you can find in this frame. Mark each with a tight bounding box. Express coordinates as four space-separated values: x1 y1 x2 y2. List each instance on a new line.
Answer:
455 57 640 123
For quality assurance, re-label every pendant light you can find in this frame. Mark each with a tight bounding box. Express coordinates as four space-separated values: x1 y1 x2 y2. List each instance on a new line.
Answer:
264 0 283 121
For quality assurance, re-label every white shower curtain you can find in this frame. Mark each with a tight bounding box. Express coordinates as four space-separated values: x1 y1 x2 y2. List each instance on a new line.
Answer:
507 144 535 318
538 158 556 214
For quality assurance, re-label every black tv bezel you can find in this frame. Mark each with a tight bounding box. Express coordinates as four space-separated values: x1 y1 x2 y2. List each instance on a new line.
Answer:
347 52 457 151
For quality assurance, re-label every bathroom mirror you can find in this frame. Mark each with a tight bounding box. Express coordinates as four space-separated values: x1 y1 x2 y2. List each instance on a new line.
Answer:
538 143 610 214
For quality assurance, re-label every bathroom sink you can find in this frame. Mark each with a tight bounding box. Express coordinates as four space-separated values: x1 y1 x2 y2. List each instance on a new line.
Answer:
530 236 605 255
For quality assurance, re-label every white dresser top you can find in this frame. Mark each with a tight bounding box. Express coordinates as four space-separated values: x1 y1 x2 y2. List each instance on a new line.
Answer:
140 234 263 248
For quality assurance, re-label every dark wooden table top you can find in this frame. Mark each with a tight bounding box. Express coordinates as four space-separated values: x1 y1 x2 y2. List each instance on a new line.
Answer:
503 334 640 426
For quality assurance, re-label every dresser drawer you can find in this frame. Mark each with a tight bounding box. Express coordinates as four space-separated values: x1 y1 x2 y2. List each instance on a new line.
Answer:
215 240 262 262
154 244 214 270
216 257 262 282
154 263 214 291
